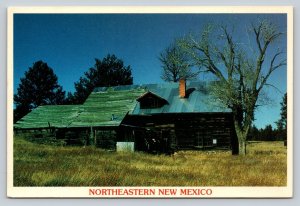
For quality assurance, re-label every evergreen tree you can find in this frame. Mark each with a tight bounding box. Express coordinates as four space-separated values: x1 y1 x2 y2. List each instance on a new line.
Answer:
275 93 287 140
14 61 65 122
69 54 133 104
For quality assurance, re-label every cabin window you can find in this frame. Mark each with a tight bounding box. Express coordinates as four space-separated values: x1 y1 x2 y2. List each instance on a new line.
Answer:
140 96 162 109
213 139 217 145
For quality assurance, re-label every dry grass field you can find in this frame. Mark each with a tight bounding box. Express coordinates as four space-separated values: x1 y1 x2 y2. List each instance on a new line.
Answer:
13 134 287 186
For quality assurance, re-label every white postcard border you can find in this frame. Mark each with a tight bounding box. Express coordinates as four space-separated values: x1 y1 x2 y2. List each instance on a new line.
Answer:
7 6 293 198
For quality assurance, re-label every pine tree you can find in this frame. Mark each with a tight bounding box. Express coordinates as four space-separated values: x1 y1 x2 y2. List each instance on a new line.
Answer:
14 61 65 122
275 93 287 140
69 54 133 104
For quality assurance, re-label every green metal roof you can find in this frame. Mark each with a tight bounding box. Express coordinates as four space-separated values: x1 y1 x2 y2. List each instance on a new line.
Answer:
14 87 146 129
14 105 80 129
14 81 230 129
69 88 146 127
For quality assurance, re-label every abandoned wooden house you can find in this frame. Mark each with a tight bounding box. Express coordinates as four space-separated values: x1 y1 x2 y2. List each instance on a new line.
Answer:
14 80 239 154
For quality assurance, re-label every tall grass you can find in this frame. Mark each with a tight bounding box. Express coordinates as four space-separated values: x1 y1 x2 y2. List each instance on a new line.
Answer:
13 135 287 186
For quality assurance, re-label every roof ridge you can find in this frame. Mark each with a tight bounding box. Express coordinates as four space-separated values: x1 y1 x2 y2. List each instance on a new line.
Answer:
92 81 208 92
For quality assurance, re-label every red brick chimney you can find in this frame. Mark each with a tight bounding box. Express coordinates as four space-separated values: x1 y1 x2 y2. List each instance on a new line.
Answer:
179 79 186 98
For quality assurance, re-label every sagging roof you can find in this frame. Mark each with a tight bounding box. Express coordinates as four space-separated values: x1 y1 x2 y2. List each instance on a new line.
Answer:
14 81 230 129
69 88 146 127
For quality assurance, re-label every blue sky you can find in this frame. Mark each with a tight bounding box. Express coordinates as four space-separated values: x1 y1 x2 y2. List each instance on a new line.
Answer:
13 13 287 129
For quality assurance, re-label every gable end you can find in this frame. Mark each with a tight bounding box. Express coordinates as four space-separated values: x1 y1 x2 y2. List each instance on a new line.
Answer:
137 91 169 109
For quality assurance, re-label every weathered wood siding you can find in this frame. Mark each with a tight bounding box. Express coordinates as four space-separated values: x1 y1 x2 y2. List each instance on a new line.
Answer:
120 112 238 153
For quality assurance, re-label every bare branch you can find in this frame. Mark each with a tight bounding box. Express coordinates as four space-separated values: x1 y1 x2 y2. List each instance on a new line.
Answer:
252 22 263 52
159 40 199 82
182 33 227 82
257 52 286 92
252 21 283 92
264 83 284 94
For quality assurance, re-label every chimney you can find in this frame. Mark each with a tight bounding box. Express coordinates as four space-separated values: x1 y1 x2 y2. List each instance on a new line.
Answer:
179 79 186 98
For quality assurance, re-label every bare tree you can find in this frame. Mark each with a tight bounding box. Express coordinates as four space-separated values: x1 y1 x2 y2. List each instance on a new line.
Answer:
179 20 286 155
159 41 198 82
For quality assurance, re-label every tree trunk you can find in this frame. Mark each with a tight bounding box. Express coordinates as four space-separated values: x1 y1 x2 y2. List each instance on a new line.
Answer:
238 138 246 155
234 120 249 155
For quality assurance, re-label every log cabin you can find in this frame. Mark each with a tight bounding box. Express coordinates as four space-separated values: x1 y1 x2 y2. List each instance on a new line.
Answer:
14 80 238 154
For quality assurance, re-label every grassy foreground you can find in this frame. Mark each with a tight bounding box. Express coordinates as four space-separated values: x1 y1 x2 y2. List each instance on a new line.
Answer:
13 135 287 186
